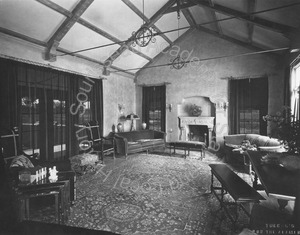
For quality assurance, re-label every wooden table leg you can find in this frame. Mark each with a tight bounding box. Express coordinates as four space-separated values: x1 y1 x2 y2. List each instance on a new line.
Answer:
277 199 288 211
25 198 29 220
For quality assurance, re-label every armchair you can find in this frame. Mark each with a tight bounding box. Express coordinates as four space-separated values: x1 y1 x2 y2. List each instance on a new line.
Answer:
85 121 115 163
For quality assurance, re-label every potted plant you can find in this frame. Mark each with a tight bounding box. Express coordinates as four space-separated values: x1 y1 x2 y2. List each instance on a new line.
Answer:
189 104 202 116
263 107 300 155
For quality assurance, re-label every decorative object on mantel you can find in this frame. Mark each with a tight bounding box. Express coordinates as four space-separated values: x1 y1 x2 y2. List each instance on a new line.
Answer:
189 104 202 116
263 106 300 155
142 122 147 130
126 113 140 131
132 0 156 47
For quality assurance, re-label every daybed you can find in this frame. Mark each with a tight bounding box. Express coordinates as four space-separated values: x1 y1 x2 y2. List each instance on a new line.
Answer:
223 133 283 163
114 130 166 157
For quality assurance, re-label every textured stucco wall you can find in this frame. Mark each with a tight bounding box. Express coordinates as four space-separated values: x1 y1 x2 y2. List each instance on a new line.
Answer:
136 29 285 145
0 33 136 136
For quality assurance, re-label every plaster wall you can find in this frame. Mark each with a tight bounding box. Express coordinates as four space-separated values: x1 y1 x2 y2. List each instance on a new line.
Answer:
0 33 136 136
136 29 285 146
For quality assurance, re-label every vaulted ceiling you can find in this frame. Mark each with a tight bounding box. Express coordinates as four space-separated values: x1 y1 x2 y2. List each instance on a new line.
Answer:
0 0 300 77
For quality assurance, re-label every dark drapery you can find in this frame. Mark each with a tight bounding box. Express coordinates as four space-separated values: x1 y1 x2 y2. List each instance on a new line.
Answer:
0 58 103 161
283 67 291 108
142 85 166 132
228 77 268 135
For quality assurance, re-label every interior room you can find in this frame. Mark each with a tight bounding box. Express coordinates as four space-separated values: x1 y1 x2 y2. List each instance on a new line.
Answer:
0 0 299 234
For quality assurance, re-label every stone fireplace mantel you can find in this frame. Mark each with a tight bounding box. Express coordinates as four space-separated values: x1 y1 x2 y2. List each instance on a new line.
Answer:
179 116 215 129
178 116 215 143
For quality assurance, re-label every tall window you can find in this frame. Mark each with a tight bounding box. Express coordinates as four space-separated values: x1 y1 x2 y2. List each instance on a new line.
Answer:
291 62 300 121
0 58 103 161
142 85 166 132
228 77 268 135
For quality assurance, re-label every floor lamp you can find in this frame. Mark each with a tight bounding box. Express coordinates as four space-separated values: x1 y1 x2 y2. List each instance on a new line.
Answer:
126 113 140 131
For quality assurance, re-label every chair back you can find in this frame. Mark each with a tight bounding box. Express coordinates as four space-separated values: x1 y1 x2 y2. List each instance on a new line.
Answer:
0 127 20 165
294 183 300 229
85 121 101 143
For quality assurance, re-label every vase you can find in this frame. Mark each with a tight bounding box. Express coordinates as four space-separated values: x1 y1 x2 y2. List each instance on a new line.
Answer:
117 123 123 132
142 122 147 130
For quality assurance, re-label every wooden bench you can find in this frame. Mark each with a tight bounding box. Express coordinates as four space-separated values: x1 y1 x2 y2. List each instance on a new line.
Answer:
209 164 265 225
168 141 206 159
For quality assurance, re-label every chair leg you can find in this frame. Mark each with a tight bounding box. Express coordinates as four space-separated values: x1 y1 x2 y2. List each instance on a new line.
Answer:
25 198 30 220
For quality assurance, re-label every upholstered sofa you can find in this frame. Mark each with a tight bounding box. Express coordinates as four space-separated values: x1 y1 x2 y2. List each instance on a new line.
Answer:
223 133 284 163
114 130 166 157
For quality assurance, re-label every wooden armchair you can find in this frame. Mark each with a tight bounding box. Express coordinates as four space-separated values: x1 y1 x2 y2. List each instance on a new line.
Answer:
85 121 115 163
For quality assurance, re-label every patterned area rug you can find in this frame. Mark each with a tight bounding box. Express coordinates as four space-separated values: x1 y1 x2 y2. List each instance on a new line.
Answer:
30 151 252 234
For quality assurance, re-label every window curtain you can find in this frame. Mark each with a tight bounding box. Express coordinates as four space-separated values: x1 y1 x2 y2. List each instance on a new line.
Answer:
142 85 166 132
0 58 103 161
228 77 268 135
283 67 291 108
290 63 300 121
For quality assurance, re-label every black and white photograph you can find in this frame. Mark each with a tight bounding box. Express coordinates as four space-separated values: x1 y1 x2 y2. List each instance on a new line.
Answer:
0 0 299 234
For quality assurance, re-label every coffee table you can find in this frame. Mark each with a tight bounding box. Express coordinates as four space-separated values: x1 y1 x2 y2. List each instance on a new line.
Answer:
168 141 206 160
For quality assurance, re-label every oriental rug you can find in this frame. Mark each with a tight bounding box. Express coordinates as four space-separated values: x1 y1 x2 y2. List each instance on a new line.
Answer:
30 151 251 235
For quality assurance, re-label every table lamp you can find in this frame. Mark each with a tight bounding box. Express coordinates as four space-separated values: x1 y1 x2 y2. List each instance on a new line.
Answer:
126 113 140 131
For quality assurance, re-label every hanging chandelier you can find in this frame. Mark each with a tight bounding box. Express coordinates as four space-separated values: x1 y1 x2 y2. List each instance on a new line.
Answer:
171 1 187 70
132 0 156 47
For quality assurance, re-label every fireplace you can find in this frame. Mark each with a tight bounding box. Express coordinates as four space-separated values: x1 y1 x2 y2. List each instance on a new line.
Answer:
188 125 209 143
178 117 215 145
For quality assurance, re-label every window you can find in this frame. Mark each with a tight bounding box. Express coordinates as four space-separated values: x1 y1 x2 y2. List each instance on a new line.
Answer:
0 58 103 161
290 62 300 121
142 85 166 132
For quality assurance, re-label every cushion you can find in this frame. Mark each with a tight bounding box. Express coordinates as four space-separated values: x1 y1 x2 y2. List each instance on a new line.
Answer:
10 155 34 168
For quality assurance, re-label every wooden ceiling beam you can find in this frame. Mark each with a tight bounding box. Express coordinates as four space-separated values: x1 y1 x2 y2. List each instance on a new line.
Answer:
0 27 134 77
195 25 281 59
247 0 256 44
207 0 223 35
165 1 198 14
122 0 172 45
38 0 94 61
103 0 177 68
0 27 47 47
181 8 197 28
36 0 151 62
77 18 151 61
167 0 298 36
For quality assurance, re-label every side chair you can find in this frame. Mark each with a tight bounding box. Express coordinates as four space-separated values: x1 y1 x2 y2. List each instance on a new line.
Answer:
85 121 115 163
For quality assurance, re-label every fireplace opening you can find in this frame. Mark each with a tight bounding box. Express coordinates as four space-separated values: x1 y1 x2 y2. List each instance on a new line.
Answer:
188 125 209 144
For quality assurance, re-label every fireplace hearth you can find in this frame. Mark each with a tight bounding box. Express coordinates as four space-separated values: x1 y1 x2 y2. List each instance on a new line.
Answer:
178 116 215 145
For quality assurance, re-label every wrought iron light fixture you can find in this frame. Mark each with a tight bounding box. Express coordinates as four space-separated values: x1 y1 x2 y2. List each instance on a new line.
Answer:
171 2 187 70
132 0 156 47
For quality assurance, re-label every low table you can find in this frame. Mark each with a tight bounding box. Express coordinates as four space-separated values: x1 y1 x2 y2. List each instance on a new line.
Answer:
168 141 206 160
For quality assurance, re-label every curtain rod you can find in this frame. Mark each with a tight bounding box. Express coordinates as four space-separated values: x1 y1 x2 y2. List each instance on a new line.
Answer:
137 82 171 87
220 74 270 80
0 53 104 80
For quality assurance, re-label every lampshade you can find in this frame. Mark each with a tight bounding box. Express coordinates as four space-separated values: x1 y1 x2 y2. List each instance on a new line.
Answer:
126 113 140 120
126 113 140 132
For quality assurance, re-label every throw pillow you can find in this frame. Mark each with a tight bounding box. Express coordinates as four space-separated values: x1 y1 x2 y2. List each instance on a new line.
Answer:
10 155 34 168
